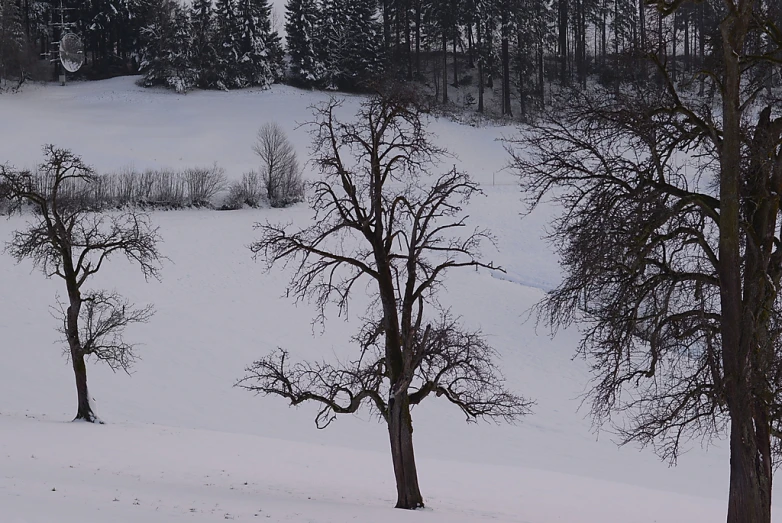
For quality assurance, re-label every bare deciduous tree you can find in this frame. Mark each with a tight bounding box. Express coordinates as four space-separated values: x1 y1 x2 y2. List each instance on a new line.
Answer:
508 2 782 520
252 122 304 208
1 145 163 423
238 93 531 509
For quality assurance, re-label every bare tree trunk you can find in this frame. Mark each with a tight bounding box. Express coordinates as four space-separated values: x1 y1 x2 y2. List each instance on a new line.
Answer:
537 41 544 102
406 0 412 80
442 31 448 103
720 6 769 522
501 11 511 116
558 0 568 84
501 37 511 115
67 298 97 423
727 408 771 523
517 30 525 117
453 26 459 86
383 0 392 52
467 23 474 67
487 16 494 88
71 347 96 422
639 0 645 50
698 2 705 95
415 0 421 76
388 388 424 509
477 20 484 112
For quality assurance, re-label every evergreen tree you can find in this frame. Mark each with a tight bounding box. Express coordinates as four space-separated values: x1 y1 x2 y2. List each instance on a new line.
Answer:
236 0 283 87
191 0 218 87
213 0 242 89
319 0 384 90
285 0 323 86
140 0 196 93
0 0 26 81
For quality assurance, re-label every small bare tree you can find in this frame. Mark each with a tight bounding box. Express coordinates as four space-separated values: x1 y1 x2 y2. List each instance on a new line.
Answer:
238 93 531 509
1 145 163 423
252 122 304 207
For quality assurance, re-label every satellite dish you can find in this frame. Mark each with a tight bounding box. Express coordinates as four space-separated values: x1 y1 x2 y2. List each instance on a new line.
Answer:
59 33 85 73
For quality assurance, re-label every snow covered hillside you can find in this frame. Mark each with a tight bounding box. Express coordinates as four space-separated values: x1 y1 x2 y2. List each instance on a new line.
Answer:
0 77 768 522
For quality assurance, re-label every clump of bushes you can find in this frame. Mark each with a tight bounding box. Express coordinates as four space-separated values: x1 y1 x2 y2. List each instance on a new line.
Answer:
2 164 228 212
98 165 227 208
223 123 305 210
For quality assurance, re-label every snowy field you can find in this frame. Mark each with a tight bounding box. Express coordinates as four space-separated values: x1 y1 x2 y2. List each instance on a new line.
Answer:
0 77 768 522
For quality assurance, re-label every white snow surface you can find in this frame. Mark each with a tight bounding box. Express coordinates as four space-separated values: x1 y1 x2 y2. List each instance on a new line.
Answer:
0 77 770 522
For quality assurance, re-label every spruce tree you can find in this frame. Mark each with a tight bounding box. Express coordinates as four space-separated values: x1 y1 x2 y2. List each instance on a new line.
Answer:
213 0 242 89
285 0 323 86
319 0 384 90
0 0 25 81
236 0 283 87
140 0 196 93
191 0 218 87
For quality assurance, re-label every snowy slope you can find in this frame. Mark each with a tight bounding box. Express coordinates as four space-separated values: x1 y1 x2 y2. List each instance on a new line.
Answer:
0 77 769 522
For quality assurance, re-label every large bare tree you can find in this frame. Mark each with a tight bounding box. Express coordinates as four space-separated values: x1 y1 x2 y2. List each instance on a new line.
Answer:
238 92 531 509
508 2 782 522
1 145 162 423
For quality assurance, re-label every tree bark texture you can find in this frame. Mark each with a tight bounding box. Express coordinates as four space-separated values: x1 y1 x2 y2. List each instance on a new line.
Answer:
388 388 424 509
67 298 97 423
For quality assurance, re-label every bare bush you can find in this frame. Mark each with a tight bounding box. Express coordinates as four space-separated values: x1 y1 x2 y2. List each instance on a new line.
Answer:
224 171 264 209
5 164 230 210
182 165 227 206
253 122 304 208
149 168 186 206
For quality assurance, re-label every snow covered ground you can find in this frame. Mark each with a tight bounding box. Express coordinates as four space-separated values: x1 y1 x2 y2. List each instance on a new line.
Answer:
0 77 770 522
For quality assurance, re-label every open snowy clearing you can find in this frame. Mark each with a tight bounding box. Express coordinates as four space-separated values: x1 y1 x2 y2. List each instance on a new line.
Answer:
0 77 772 521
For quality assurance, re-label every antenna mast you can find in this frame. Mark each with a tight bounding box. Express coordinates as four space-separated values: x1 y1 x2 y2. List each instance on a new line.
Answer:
48 0 79 85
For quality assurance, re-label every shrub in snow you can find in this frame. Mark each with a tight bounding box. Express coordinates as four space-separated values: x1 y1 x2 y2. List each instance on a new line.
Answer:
224 171 264 209
182 165 227 206
252 122 304 208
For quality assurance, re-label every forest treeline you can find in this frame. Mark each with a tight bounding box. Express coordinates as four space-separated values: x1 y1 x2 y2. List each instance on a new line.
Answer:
3 0 781 113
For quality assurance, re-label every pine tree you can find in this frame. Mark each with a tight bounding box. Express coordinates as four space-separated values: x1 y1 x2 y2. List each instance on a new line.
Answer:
236 0 283 88
0 0 26 81
319 0 384 90
191 0 218 87
285 0 323 86
213 0 242 89
140 0 196 93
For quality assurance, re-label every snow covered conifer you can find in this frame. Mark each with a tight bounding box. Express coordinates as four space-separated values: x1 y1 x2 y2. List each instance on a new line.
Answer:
284 0 323 86
190 0 218 88
213 0 243 89
0 0 26 81
140 0 196 93
236 0 283 88
319 0 384 91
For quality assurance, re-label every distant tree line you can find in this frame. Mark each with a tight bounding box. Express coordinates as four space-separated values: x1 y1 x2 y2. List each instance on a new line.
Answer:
5 0 781 115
